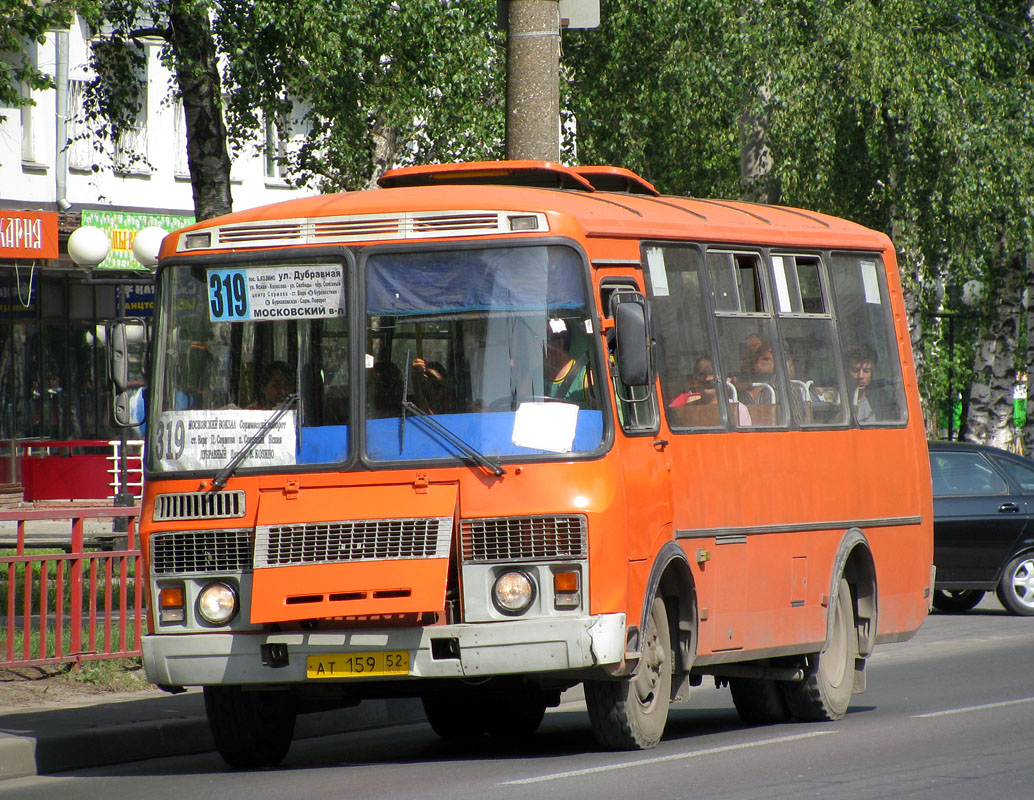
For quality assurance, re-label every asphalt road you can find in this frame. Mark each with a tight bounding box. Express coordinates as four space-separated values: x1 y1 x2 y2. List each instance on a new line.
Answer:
2 594 1031 800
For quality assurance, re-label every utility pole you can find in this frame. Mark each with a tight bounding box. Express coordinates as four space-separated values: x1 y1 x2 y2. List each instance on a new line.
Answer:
505 0 561 161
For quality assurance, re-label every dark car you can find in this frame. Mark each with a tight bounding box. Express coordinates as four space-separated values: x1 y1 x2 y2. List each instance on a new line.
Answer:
929 440 1034 615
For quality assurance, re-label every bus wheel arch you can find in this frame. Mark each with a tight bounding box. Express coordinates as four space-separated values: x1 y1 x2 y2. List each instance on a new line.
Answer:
584 543 696 750
781 530 875 722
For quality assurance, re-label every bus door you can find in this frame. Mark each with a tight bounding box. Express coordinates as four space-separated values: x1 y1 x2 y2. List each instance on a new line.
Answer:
601 277 673 565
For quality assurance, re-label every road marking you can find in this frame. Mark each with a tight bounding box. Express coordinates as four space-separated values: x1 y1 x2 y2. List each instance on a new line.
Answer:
914 696 1034 719
500 731 834 785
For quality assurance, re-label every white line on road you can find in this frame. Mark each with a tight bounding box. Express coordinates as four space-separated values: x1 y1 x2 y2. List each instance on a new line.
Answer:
500 730 834 786
913 696 1034 719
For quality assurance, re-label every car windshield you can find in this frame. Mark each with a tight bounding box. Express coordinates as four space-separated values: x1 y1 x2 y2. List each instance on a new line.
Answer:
363 244 604 464
149 261 350 473
148 245 605 475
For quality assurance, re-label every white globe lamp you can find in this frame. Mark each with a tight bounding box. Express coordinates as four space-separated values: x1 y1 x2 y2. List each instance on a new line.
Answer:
132 226 166 268
67 225 111 267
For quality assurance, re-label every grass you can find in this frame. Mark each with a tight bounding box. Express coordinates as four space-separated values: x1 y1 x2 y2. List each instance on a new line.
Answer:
2 614 144 663
1 548 141 617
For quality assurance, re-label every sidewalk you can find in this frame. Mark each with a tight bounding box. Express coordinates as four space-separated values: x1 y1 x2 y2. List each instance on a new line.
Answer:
0 687 425 780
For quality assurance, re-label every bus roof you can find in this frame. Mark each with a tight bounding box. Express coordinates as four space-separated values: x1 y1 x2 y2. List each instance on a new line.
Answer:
163 162 891 259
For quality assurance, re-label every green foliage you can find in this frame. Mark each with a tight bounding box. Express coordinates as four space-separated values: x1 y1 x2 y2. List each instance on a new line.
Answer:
0 0 80 115
213 0 505 190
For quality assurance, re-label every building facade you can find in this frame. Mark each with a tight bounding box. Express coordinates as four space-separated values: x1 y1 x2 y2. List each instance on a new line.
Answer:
0 16 308 500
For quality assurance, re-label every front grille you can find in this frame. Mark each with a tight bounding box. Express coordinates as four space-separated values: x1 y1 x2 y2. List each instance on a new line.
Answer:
150 530 252 575
461 515 588 564
153 490 245 522
254 517 453 568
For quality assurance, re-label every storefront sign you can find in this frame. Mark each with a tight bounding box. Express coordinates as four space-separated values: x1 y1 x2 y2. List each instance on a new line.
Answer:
81 210 194 271
0 211 59 259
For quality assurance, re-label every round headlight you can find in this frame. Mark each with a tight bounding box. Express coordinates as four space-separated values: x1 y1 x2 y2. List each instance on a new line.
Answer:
493 571 535 614
197 582 238 625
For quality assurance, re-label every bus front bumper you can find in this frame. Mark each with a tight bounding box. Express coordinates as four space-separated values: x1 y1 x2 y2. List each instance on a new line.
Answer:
142 613 626 687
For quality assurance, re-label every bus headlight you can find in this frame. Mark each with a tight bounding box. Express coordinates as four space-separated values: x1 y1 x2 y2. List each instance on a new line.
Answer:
492 571 535 614
197 581 239 625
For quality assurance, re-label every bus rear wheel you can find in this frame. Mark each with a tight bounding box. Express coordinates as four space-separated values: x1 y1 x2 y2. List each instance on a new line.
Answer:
585 596 672 750
203 685 296 769
782 578 857 722
730 676 792 725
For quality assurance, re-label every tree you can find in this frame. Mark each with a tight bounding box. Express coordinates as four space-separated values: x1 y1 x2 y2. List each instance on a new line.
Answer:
0 0 80 115
71 0 504 222
564 1 1034 443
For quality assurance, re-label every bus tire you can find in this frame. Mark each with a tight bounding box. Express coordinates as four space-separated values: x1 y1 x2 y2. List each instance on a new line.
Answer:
782 578 857 722
729 676 792 725
203 685 296 769
996 552 1034 615
931 589 984 613
483 692 548 738
422 693 487 738
585 597 672 750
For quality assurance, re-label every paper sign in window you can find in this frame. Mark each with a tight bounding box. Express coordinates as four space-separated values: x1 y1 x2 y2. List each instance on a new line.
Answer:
512 402 579 453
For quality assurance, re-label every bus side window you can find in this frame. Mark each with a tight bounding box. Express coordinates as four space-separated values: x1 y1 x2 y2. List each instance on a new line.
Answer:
640 245 725 431
707 250 788 428
828 253 907 426
771 254 849 427
600 278 658 433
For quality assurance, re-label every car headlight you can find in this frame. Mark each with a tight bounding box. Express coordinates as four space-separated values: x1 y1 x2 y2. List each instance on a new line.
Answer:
492 571 535 614
197 581 239 625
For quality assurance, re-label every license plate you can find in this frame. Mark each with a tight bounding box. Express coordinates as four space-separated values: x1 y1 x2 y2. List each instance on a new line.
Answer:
306 651 410 679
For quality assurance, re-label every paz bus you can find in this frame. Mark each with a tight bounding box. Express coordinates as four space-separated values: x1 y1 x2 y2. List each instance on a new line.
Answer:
113 160 933 768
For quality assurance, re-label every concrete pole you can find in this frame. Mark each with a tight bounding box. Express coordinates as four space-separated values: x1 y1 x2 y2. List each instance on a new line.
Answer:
505 0 560 162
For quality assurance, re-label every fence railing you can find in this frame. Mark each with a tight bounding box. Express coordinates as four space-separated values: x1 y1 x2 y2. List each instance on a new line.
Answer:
107 438 145 499
0 506 144 669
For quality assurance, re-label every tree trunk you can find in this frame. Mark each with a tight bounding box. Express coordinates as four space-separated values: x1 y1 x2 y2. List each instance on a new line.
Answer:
965 257 1022 449
169 1 232 221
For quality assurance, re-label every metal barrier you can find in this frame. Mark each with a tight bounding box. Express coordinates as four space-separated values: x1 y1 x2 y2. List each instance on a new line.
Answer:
107 439 145 499
0 506 144 668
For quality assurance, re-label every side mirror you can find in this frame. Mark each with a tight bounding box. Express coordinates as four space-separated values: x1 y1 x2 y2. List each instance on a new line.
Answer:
108 319 149 427
614 300 652 387
109 322 131 392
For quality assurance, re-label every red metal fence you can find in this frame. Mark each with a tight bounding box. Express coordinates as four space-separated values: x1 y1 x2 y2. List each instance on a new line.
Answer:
0 507 144 669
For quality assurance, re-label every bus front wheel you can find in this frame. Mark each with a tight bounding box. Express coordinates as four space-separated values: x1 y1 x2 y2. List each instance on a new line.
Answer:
585 596 672 750
782 578 857 721
203 685 296 768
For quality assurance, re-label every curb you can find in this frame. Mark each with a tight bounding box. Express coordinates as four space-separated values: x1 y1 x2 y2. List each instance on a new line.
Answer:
0 696 425 779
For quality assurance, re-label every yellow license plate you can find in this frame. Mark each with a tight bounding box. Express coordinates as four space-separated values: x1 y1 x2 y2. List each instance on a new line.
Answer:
306 651 410 679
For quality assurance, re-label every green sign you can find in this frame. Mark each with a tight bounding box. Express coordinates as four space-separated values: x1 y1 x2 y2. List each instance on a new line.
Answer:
80 210 195 271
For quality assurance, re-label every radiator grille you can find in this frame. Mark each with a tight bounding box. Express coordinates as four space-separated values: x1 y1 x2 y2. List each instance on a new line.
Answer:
461 515 587 564
153 490 245 522
150 530 252 575
254 517 453 568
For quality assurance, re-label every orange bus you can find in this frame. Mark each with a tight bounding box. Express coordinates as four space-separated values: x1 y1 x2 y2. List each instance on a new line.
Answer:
115 161 933 768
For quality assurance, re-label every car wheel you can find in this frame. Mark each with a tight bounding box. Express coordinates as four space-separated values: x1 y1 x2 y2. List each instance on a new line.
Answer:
996 553 1034 615
931 589 985 613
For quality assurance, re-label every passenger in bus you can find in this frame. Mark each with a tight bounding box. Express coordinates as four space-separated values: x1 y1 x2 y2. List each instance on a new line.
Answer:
669 356 751 425
253 361 293 408
368 360 404 418
545 323 594 406
410 357 453 413
847 345 893 423
738 336 777 405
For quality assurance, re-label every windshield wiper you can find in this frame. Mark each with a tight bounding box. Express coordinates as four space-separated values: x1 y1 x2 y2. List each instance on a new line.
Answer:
211 393 298 489
400 400 505 477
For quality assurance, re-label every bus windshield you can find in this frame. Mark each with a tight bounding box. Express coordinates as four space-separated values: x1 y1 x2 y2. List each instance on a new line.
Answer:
148 245 604 475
